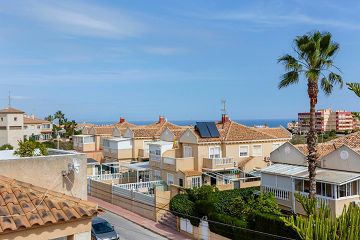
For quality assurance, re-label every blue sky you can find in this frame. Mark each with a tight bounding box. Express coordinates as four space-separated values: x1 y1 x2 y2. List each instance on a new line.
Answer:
0 0 359 122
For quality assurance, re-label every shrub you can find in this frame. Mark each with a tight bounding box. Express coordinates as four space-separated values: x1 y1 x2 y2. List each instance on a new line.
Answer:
0 144 13 150
14 140 48 157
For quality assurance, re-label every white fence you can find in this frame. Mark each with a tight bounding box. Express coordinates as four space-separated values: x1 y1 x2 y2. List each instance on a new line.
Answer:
112 183 156 206
299 192 330 207
263 186 290 200
88 173 121 181
115 180 164 191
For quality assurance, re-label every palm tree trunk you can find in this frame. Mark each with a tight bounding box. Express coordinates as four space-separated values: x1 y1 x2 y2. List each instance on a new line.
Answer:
307 81 318 199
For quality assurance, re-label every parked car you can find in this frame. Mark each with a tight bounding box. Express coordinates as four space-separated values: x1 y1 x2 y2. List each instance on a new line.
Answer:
91 217 119 240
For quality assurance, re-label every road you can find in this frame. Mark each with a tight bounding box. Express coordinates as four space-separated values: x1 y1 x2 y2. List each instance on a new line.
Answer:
99 211 168 240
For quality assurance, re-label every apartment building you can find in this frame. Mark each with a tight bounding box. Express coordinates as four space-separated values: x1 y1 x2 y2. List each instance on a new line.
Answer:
261 131 360 217
0 107 53 148
298 108 355 133
0 149 97 239
149 114 292 189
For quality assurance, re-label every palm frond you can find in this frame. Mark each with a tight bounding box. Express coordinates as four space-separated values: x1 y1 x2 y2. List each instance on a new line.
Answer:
278 71 299 89
320 77 333 95
328 72 343 88
347 82 360 97
277 54 302 71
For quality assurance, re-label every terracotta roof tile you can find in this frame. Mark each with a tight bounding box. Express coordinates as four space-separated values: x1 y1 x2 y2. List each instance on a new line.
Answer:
329 131 360 153
132 121 186 139
180 170 202 177
23 117 50 125
0 107 24 114
0 175 97 235
295 144 337 159
193 121 289 143
250 127 292 139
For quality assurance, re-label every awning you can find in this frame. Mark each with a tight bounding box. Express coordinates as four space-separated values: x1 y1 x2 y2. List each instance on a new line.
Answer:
121 161 150 171
262 163 360 185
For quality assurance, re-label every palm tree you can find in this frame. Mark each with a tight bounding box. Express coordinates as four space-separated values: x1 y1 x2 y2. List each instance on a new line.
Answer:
347 82 360 97
54 111 65 125
44 115 54 122
278 31 343 198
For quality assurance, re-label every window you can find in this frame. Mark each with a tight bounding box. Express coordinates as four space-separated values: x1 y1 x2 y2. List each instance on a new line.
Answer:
37 125 41 129
303 180 310 193
183 146 193 158
209 146 221 159
179 178 184 187
191 177 201 188
14 117 17 121
239 145 249 157
338 181 358 198
295 179 303 192
155 149 161 156
167 173 174 185
0 117 3 121
272 143 281 151
153 170 161 180
252 145 262 156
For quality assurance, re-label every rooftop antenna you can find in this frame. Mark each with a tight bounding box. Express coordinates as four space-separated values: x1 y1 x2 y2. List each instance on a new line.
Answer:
8 91 11 108
221 99 227 115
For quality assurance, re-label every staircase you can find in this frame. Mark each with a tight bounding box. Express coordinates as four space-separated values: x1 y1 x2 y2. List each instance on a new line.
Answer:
158 212 177 230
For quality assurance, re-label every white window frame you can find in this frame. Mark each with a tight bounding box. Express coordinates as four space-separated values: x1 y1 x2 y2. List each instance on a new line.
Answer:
252 144 263 156
239 145 249 157
191 177 201 188
167 173 174 185
209 146 221 159
183 146 193 158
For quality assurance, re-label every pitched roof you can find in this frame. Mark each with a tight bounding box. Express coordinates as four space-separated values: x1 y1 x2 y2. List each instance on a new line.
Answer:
192 121 290 143
329 131 360 153
131 121 186 139
251 127 292 139
114 121 137 129
0 175 97 234
23 117 51 125
92 126 114 135
180 170 202 177
295 143 338 159
0 107 24 114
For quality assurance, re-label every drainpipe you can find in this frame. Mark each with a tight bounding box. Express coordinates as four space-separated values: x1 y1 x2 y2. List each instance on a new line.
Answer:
291 178 296 213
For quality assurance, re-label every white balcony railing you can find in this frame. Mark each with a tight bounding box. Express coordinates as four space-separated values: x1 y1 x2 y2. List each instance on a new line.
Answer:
213 157 233 166
88 173 121 181
263 186 290 200
299 192 330 207
115 180 165 191
163 157 175 165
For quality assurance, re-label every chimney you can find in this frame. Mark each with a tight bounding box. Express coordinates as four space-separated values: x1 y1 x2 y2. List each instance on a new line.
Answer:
221 114 230 124
119 117 125 123
159 116 166 123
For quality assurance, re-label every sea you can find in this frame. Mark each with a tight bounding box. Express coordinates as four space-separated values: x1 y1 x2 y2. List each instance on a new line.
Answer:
92 119 294 128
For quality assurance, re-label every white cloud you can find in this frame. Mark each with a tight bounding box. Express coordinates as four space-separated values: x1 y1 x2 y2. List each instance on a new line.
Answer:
21 1 147 38
191 9 360 30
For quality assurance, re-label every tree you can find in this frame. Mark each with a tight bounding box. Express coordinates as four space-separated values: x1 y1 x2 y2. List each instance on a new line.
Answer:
44 115 54 122
54 110 65 125
347 82 360 97
278 31 343 198
14 139 48 157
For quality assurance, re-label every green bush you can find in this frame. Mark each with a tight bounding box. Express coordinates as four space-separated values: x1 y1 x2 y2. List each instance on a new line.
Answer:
14 140 48 157
0 144 13 150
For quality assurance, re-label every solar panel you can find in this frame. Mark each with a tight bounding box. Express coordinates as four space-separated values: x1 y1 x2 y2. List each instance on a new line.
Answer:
206 122 220 137
196 122 211 137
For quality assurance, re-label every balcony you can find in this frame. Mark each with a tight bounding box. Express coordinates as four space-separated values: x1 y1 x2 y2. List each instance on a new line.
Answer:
162 157 194 172
203 157 235 171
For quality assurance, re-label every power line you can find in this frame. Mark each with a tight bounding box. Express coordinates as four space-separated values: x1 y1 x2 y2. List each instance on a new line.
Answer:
89 183 295 240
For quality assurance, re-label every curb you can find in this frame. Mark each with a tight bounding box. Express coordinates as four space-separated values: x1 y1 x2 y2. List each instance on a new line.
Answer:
98 206 182 240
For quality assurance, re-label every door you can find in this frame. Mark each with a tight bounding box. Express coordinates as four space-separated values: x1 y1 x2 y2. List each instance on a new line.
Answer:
210 176 216 185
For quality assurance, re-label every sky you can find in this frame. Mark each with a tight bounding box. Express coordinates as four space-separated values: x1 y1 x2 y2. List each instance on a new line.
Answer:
0 0 359 122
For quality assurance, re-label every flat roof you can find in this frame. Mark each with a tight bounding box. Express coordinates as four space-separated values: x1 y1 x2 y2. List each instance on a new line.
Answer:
261 163 360 185
105 137 131 142
121 161 150 171
149 140 173 146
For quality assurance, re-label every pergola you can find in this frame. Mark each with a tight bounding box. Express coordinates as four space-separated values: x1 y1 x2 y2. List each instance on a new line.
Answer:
120 162 151 182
